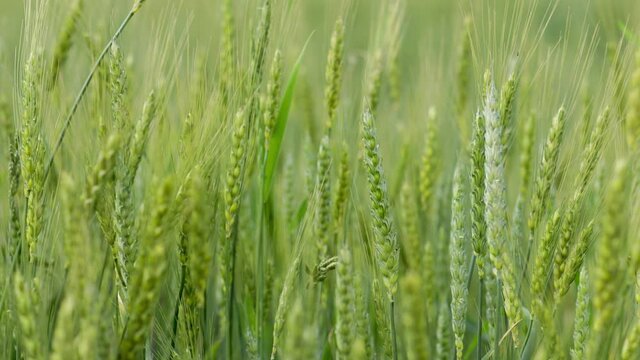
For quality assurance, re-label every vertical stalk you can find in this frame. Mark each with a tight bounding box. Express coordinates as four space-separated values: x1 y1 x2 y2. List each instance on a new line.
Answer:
257 200 265 359
171 263 187 352
478 279 484 360
390 299 398 360
228 218 240 359
257 139 270 359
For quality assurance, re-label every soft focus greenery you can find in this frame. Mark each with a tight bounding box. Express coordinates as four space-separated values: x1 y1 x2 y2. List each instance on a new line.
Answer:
1 0 640 359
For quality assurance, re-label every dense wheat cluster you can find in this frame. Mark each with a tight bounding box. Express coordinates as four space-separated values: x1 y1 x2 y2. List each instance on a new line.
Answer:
2 0 640 359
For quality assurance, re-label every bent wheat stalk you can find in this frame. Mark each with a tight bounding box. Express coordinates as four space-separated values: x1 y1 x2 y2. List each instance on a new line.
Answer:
45 0 149 177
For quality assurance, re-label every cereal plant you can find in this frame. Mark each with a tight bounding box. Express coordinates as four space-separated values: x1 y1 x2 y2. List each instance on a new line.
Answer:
1 0 640 359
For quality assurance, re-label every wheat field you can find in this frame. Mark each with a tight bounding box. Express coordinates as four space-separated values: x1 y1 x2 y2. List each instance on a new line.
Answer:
1 0 640 359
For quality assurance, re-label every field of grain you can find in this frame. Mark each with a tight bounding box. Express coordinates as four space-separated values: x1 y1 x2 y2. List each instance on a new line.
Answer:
1 0 640 359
